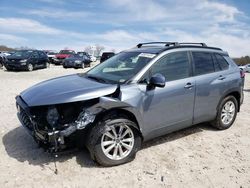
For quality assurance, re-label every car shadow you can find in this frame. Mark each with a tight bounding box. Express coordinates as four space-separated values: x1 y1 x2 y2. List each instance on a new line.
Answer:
142 123 216 149
2 126 96 169
3 123 216 169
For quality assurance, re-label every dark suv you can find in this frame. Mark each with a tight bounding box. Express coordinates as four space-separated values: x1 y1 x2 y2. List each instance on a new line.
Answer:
100 52 115 63
63 52 91 69
16 42 243 166
5 50 48 71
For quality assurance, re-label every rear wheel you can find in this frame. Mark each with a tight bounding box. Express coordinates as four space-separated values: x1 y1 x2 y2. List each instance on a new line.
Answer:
211 96 238 130
87 118 141 166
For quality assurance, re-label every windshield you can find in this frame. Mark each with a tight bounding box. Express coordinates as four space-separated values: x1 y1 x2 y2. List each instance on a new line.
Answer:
87 52 156 83
69 54 84 58
11 50 33 58
48 52 57 55
77 52 88 57
59 50 75 54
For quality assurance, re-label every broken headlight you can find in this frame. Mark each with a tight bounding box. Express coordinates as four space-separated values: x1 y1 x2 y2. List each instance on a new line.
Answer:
46 107 59 126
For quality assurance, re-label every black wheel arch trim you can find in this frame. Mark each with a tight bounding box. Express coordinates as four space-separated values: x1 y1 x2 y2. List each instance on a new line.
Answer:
216 88 241 112
86 96 144 136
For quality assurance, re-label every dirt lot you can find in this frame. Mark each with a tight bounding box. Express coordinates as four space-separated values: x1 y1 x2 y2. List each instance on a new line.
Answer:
0 64 250 188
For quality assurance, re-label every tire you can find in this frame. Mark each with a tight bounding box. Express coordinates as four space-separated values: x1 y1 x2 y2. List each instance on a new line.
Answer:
84 64 90 68
27 64 33 71
211 95 238 130
45 62 49 68
87 118 141 166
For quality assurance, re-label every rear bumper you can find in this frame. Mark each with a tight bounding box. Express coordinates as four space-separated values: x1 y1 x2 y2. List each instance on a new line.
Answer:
241 85 244 105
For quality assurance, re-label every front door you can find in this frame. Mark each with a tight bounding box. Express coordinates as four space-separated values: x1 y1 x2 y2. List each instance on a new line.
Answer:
139 51 195 139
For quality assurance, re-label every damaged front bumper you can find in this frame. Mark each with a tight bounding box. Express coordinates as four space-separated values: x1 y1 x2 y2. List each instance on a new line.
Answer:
16 96 96 153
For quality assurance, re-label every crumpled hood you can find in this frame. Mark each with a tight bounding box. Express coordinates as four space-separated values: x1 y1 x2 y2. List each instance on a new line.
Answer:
20 74 117 107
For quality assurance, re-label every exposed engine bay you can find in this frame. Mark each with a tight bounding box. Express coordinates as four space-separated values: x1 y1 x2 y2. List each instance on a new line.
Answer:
16 96 100 152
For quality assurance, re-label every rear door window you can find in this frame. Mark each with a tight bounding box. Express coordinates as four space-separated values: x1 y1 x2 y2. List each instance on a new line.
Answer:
214 54 229 70
192 52 214 76
32 51 39 58
38 51 47 58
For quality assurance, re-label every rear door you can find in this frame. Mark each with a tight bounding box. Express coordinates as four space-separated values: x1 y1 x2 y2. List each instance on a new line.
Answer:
38 51 47 66
139 51 196 138
191 51 229 124
30 51 39 67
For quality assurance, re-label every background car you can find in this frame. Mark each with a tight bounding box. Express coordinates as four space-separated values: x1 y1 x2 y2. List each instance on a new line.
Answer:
240 64 250 72
54 50 75 65
4 50 49 71
46 51 58 64
90 55 97 62
15 42 243 166
100 52 115 63
63 52 91 69
0 52 5 68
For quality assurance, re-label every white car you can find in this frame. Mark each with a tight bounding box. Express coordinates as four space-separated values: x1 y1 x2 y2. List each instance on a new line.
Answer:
90 55 96 62
47 51 57 63
0 52 11 67
239 64 250 72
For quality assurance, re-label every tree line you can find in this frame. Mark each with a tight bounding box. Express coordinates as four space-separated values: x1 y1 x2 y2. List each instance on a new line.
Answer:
233 56 250 66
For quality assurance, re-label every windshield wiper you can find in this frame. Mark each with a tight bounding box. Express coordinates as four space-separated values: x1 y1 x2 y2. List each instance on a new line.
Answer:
86 75 108 83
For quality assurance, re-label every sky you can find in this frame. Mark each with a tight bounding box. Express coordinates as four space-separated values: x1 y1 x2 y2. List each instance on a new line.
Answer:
0 0 250 57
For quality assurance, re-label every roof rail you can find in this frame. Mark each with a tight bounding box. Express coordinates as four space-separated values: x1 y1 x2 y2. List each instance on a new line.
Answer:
179 42 207 47
137 42 179 48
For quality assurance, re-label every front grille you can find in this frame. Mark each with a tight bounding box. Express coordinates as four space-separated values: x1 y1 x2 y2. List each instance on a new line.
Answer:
9 59 20 63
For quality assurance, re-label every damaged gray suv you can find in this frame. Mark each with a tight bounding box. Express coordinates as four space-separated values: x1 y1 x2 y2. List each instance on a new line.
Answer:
16 42 244 166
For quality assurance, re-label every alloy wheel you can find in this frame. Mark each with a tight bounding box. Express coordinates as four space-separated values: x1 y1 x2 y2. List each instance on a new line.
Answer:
28 64 33 71
101 123 134 160
221 101 236 125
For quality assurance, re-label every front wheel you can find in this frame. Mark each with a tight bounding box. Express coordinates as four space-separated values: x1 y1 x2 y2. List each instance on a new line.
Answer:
27 64 33 71
211 96 238 130
87 118 141 166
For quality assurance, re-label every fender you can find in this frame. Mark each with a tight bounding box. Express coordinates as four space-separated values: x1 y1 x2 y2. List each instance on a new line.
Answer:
86 96 144 134
216 87 242 112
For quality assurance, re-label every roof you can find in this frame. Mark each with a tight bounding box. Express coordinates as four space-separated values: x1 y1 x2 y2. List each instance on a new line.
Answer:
124 42 224 54
124 47 166 54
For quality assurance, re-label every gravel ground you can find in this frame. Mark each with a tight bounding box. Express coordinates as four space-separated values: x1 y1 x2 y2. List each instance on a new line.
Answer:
0 64 250 188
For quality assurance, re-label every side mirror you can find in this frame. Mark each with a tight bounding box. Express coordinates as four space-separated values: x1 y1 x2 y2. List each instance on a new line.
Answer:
148 73 166 88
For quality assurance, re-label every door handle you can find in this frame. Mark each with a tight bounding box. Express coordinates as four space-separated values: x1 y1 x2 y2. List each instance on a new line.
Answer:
184 82 194 89
218 75 226 80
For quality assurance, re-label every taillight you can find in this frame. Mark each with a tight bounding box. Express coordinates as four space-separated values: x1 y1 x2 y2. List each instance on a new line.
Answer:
240 69 245 78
